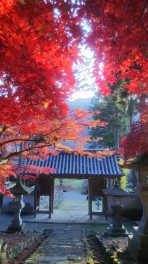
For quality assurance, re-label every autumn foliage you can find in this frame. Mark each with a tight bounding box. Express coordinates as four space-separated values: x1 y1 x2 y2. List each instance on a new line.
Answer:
84 0 148 96
0 0 148 192
0 0 147 125
121 101 148 160
121 121 147 161
0 109 111 193
0 0 82 125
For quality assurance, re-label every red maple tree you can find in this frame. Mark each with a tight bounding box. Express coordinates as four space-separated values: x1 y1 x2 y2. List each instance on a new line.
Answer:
82 0 148 96
0 0 83 125
80 0 148 159
0 0 148 189
121 96 148 160
0 109 112 194
1 0 147 125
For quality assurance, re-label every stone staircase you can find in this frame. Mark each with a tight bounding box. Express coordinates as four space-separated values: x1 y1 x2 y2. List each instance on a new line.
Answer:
26 225 89 264
38 226 86 263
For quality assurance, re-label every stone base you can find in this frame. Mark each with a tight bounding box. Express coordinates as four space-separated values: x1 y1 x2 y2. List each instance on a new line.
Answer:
128 226 148 263
6 223 29 234
107 224 128 237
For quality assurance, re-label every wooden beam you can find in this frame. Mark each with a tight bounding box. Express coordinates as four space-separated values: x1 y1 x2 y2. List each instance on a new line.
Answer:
88 178 92 219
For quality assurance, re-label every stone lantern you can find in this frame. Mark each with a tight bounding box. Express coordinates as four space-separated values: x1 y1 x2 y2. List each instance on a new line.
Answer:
104 180 129 236
122 154 148 263
5 179 34 233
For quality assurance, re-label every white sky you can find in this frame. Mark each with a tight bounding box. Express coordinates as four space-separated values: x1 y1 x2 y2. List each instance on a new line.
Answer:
69 45 97 101
69 89 95 101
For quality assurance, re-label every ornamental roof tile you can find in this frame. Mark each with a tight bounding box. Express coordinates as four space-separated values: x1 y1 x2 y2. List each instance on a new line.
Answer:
22 153 123 177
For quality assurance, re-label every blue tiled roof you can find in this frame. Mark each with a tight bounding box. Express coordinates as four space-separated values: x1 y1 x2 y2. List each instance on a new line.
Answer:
22 153 123 177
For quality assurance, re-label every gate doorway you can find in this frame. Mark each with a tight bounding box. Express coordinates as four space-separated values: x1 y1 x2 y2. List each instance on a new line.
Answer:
38 179 88 215
34 177 106 220
25 153 123 220
54 179 88 214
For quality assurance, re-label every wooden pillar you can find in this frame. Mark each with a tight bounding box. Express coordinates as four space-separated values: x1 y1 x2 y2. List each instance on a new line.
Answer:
48 177 52 219
51 177 54 214
34 181 38 217
0 194 3 213
88 177 92 219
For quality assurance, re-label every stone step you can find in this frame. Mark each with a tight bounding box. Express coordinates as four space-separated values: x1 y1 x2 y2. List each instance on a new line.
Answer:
36 255 83 264
25 227 96 263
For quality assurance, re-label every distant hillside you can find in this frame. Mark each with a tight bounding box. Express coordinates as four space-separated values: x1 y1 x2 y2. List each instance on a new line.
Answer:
65 97 93 149
67 97 92 110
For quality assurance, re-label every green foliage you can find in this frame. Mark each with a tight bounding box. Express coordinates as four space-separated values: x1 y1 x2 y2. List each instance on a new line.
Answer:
118 159 128 189
55 179 85 191
89 93 129 149
89 80 137 149
126 169 137 191
120 176 126 190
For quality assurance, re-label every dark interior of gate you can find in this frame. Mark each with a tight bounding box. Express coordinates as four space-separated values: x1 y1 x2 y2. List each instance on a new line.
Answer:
31 153 124 219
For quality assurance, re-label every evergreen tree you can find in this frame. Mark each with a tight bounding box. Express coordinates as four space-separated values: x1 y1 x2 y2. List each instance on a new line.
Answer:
89 80 137 150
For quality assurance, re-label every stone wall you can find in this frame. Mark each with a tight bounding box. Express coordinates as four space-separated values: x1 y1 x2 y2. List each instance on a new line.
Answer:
54 188 64 209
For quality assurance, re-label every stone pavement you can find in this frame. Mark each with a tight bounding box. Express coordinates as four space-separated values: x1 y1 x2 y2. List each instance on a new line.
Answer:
0 210 111 233
0 192 111 235
24 223 102 264
32 225 87 264
23 211 111 224
0 190 112 231
0 191 111 263
23 191 111 225
0 216 103 264
0 207 110 264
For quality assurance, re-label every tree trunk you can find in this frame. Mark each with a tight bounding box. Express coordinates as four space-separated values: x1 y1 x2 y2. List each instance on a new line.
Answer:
115 129 120 150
